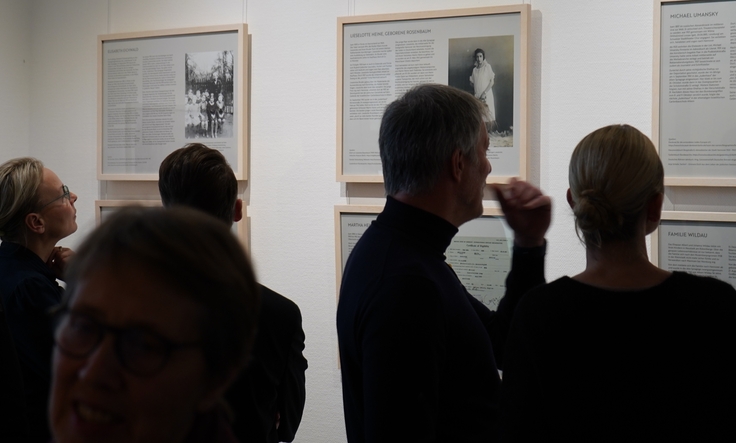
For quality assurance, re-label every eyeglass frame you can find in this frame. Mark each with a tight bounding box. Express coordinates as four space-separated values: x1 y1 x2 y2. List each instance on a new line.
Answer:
36 184 71 211
53 308 202 377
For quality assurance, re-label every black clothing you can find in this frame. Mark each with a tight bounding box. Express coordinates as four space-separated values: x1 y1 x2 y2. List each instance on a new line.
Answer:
501 273 736 442
0 242 63 442
336 197 545 442
226 284 307 443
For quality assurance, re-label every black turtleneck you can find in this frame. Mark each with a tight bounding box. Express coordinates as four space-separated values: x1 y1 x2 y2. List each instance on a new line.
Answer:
337 197 545 443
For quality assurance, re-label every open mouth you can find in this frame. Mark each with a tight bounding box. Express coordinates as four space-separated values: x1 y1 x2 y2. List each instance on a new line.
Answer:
76 402 115 424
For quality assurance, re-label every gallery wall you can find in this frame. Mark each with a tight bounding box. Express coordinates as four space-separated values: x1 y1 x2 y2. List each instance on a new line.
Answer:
1 0 31 160
5 0 731 441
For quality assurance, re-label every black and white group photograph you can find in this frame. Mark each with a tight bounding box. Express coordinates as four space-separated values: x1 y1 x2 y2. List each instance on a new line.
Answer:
184 50 234 139
448 36 514 147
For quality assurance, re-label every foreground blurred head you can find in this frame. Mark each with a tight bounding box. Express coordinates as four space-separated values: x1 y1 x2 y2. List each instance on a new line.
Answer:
568 124 664 248
50 206 259 443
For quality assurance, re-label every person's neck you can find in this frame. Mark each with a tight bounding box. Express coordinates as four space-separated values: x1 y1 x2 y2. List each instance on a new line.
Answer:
23 235 58 262
392 187 467 228
573 236 671 290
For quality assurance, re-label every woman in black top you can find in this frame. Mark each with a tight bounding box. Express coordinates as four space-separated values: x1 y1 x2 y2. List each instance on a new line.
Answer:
0 157 78 442
501 125 736 441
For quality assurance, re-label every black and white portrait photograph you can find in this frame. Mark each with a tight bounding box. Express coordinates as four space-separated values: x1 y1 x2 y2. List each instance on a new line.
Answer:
184 50 234 139
448 36 514 147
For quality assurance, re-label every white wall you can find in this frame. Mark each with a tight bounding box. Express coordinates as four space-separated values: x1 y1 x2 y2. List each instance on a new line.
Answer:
0 0 32 159
7 1 731 442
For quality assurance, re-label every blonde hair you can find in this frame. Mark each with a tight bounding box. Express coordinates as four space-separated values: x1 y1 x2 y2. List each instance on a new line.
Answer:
0 157 44 242
568 124 663 247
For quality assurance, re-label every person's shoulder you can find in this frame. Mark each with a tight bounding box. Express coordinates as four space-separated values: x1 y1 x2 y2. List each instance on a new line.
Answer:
668 271 736 302
514 277 574 315
4 275 63 310
258 284 302 321
523 276 574 299
670 271 734 288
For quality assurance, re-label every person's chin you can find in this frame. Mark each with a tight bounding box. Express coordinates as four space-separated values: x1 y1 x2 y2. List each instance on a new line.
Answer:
55 400 127 443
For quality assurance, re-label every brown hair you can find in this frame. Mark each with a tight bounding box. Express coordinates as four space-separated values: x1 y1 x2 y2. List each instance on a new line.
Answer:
64 206 259 375
158 144 237 225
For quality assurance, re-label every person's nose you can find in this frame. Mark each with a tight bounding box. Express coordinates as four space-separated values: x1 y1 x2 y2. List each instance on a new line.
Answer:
77 335 124 390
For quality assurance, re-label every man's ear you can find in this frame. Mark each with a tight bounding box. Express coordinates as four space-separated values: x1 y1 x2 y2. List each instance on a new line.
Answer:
450 149 464 183
25 212 45 235
566 188 575 210
233 199 243 223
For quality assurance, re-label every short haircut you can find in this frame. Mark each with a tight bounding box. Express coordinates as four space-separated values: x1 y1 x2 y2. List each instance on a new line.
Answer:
158 143 237 225
474 48 485 58
379 84 488 196
64 206 259 375
0 157 44 242
568 124 664 247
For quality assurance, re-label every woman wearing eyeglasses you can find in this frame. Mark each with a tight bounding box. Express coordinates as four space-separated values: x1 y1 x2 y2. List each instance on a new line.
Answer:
0 157 78 442
49 206 259 443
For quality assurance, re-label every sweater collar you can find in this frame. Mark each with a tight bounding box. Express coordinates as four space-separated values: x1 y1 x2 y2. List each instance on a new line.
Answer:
376 196 458 255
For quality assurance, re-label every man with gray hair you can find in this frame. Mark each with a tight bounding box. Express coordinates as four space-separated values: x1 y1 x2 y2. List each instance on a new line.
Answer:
336 84 550 442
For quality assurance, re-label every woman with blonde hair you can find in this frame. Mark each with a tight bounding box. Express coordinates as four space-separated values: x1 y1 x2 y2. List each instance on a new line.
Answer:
501 125 736 441
0 157 77 442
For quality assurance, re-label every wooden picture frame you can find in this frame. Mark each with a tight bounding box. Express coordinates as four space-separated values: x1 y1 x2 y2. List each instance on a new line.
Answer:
98 24 248 180
652 0 736 186
337 5 530 183
94 199 162 224
651 211 736 287
95 200 248 249
334 205 512 309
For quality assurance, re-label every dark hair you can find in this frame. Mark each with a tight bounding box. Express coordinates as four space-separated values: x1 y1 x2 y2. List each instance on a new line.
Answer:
64 206 259 375
158 144 237 225
474 48 485 58
379 84 488 196
569 124 664 247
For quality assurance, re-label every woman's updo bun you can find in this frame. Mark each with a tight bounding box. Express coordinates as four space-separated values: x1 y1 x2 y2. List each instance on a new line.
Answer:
568 124 663 247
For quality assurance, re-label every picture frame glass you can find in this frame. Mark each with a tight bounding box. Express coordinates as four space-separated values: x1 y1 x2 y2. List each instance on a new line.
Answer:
339 9 526 182
338 210 513 309
656 1 736 183
101 28 243 179
658 219 736 287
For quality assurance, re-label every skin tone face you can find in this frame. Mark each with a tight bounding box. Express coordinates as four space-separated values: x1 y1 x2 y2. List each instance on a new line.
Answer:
474 52 484 68
50 264 223 443
36 168 78 240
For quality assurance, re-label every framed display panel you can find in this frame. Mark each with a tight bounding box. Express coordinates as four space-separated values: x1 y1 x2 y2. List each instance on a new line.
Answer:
95 200 248 248
98 24 248 180
652 211 736 287
653 0 736 186
337 5 530 183
335 205 514 309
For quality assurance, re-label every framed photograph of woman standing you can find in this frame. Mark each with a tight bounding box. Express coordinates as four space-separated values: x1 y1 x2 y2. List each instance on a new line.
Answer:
337 5 530 184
